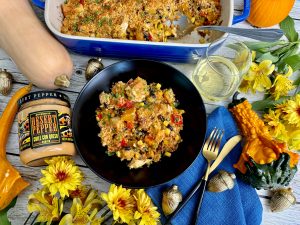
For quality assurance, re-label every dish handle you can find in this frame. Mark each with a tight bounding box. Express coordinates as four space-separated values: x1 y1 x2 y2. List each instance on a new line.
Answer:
232 0 250 24
32 0 45 9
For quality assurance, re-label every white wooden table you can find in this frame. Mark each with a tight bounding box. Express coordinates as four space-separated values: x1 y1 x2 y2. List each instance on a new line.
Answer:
1 1 300 224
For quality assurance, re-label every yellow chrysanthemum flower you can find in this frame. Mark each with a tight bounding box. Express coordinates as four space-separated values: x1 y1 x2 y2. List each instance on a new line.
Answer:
269 66 295 100
69 185 90 202
274 101 288 115
59 198 103 225
133 189 160 225
40 160 83 198
240 60 274 93
28 188 63 225
281 94 300 127
284 124 300 151
263 109 287 141
101 184 135 224
45 156 75 165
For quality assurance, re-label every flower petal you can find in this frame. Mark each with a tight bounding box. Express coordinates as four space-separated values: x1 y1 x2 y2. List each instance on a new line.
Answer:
259 60 274 75
285 66 293 77
251 51 256 61
258 60 272 69
250 62 259 71
58 214 73 225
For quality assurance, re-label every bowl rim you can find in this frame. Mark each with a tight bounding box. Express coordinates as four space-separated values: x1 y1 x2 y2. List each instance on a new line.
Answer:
72 59 207 188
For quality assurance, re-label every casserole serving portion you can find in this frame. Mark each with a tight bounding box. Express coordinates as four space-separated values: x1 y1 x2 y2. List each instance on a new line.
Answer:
33 0 250 62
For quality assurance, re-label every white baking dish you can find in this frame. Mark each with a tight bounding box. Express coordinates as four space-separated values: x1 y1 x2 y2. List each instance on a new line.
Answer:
32 0 250 62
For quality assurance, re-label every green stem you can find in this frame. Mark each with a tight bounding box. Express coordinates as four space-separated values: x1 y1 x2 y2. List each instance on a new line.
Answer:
99 203 107 211
101 209 111 218
102 214 113 224
294 85 300 96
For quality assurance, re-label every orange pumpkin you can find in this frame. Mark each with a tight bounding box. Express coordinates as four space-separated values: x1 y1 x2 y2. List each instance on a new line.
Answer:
247 0 295 27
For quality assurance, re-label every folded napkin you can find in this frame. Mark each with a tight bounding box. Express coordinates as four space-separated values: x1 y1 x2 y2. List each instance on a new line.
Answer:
147 106 262 225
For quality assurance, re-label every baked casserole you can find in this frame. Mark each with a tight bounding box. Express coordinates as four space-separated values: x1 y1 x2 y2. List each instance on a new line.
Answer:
95 77 184 169
61 0 221 42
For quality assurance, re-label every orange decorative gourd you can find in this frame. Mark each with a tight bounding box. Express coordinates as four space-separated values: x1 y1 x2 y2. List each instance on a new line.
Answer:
229 94 299 190
0 84 32 210
247 0 295 27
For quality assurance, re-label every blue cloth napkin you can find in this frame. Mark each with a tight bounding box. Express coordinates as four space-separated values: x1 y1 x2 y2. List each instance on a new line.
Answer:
147 106 262 225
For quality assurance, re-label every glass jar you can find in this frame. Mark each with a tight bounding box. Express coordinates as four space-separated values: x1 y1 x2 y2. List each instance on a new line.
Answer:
17 91 76 166
192 37 252 102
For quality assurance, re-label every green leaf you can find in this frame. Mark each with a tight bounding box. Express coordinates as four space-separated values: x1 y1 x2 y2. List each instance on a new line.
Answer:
275 44 299 70
0 198 17 225
295 85 300 95
280 16 299 42
282 54 300 71
293 76 300 86
256 52 279 63
243 40 286 51
278 43 299 61
277 63 289 74
271 43 292 56
252 97 290 111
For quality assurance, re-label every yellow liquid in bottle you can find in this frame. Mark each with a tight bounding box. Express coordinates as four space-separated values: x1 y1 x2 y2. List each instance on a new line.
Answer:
192 56 240 101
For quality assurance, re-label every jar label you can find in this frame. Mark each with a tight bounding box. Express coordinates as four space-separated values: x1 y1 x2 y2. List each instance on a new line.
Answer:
19 110 73 151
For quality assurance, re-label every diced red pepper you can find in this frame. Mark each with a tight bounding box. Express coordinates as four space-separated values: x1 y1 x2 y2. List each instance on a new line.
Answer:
125 100 133 108
148 33 153 41
80 0 84 6
118 100 133 109
97 113 102 120
126 122 134 129
117 98 125 108
120 138 127 147
171 114 183 126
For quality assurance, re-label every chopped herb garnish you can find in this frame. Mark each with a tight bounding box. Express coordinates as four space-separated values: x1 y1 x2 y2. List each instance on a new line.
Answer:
112 93 120 98
106 151 115 156
103 4 110 10
98 17 107 27
72 23 79 32
174 100 180 107
82 15 94 23
108 18 113 26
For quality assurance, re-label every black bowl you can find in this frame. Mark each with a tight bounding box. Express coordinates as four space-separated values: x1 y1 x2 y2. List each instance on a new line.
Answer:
72 59 207 188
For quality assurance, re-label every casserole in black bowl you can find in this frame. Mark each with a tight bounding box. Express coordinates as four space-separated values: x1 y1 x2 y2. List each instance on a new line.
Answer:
72 59 207 188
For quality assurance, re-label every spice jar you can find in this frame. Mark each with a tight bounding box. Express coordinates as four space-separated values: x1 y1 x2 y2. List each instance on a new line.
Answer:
17 91 76 166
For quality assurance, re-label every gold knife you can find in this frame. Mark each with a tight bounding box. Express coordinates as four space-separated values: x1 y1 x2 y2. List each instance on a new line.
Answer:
209 134 242 175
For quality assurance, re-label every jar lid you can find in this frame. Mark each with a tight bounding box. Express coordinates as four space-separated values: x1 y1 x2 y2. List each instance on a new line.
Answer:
18 91 71 107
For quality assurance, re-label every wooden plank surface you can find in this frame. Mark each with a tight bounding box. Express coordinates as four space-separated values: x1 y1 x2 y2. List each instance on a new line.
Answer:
0 1 299 224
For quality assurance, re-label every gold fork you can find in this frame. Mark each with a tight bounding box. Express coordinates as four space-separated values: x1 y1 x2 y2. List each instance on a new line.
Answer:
193 127 224 225
164 128 224 225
